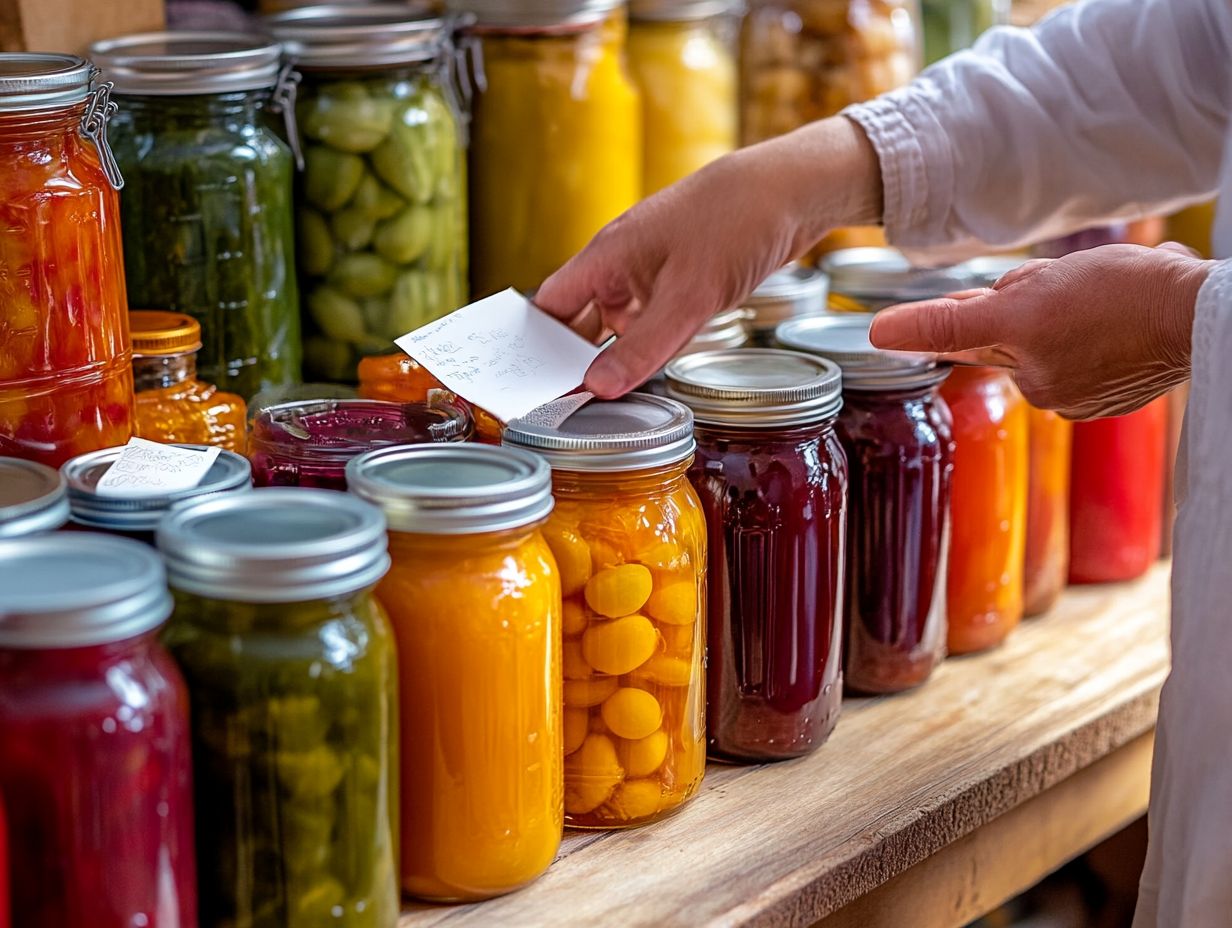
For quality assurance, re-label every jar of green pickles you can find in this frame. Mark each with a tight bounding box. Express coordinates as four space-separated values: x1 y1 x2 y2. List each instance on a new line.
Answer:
158 489 399 928
267 4 468 382
92 33 303 399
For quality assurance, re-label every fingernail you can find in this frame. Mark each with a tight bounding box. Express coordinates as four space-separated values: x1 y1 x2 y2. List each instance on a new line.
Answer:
868 310 902 347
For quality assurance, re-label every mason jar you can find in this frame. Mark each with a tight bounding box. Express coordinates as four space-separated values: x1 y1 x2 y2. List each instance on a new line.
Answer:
0 458 69 538
741 263 830 345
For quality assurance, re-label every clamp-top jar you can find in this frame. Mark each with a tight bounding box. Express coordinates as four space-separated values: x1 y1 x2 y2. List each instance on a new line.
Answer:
92 33 303 399
666 349 847 760
504 394 708 827
778 315 952 693
0 54 133 467
266 5 468 382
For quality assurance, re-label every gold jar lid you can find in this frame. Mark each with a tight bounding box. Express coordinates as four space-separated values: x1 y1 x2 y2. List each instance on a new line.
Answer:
129 310 202 357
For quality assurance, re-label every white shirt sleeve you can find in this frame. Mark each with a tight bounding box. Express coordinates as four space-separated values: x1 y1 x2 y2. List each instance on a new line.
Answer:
844 0 1232 263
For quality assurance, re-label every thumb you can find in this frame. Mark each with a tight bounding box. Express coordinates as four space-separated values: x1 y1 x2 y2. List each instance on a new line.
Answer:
869 292 1004 353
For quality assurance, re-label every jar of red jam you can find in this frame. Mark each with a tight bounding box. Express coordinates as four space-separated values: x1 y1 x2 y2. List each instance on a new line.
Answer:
778 315 953 693
0 533 197 928
249 394 472 489
665 348 847 761
0 794 8 928
0 457 69 537
62 444 251 543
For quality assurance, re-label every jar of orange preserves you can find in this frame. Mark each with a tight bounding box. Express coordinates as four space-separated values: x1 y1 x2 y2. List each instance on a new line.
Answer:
1023 407 1071 616
504 395 707 828
0 54 132 466
347 443 562 901
130 311 247 453
941 365 1028 653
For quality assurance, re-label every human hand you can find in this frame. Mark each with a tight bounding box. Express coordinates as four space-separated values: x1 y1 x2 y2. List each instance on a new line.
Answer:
868 243 1214 419
536 117 883 397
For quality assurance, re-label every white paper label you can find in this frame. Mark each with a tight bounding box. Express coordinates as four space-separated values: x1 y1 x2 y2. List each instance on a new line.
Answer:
394 289 602 423
93 438 222 497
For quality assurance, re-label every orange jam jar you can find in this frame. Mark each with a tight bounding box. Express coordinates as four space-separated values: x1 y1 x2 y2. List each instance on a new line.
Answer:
504 394 708 829
0 54 133 466
130 311 247 453
348 444 562 901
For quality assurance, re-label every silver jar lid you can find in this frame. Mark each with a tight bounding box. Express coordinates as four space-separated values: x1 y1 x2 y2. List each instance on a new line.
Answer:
158 489 390 602
91 33 283 95
682 307 751 355
348 443 553 534
503 394 695 472
665 348 842 427
449 0 622 29
0 458 69 538
776 315 947 391
743 263 831 332
0 53 94 110
630 0 738 21
0 534 172 648
821 247 976 309
266 4 450 68
63 445 252 532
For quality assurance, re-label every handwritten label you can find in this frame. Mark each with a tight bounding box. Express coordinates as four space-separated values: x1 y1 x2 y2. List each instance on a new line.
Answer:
94 439 221 497
394 289 602 423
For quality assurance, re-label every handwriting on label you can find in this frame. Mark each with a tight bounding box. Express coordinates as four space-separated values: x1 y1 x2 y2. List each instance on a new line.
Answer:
394 288 602 423
94 438 222 498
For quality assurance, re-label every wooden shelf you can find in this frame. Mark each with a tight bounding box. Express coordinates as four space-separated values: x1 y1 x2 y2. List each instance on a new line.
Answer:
401 564 1170 928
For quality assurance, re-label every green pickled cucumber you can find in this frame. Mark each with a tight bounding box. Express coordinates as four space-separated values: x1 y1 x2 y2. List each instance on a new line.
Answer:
308 286 366 342
292 877 347 922
370 116 435 205
372 203 432 264
297 209 335 277
302 82 395 153
359 296 389 335
423 201 459 273
276 745 346 799
330 253 397 299
330 207 376 251
352 174 406 220
304 146 364 211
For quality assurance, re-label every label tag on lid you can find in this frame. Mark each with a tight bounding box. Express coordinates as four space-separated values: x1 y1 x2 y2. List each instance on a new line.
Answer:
94 439 221 497
394 289 602 423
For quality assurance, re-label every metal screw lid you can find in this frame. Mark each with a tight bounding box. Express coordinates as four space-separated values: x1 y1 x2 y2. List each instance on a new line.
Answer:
0 53 94 110
630 0 739 21
129 310 203 356
665 348 843 427
0 534 172 648
682 307 751 355
348 443 553 534
0 458 69 538
157 488 390 603
503 393 696 472
743 263 831 332
448 0 622 29
91 32 283 95
775 314 947 391
820 248 977 306
266 4 451 68
63 445 252 532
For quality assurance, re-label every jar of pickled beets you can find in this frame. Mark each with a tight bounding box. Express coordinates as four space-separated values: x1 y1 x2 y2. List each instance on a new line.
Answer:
504 395 708 827
0 457 69 537
348 444 562 900
665 348 847 760
0 533 197 928
249 394 472 489
158 489 399 928
777 316 953 693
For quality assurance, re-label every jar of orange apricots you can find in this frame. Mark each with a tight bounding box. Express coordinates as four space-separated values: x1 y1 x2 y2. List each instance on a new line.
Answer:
504 394 708 828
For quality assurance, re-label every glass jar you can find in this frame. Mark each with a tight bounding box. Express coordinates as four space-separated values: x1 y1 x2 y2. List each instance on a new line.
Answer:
0 458 68 537
0 796 7 928
941 365 1028 653
1069 398 1167 584
742 263 831 345
777 315 951 693
248 394 472 488
348 444 561 900
1023 407 1071 615
921 0 1007 64
357 352 506 443
0 54 132 467
640 307 751 394
504 394 707 827
628 0 738 195
456 0 641 297
93 34 302 399
267 6 468 382
0 533 196 928
130 310 248 452
63 444 252 543
665 349 847 757
158 489 399 928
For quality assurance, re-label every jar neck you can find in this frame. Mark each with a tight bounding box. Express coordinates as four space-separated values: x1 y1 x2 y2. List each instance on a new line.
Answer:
550 458 692 497
174 588 373 632
117 91 268 130
693 419 836 444
387 524 539 557
0 101 87 142
0 628 157 676
844 383 941 406
133 352 197 391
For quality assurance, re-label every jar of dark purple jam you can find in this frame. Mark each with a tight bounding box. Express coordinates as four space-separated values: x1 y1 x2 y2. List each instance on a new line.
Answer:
665 348 847 762
777 315 954 694
248 396 472 490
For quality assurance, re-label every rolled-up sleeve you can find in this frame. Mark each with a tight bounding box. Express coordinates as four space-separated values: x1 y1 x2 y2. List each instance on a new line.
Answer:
845 0 1232 262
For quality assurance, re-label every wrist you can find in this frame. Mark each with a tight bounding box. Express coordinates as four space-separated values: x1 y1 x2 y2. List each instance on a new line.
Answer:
1153 254 1213 374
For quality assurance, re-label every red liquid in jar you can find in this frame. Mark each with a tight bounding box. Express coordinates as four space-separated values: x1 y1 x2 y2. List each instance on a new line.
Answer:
0 632 197 928
690 422 847 761
840 384 953 694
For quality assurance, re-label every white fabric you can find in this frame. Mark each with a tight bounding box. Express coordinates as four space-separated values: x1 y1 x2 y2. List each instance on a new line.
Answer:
844 3 1232 925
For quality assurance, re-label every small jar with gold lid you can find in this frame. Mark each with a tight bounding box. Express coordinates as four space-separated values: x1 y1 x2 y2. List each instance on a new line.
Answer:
130 311 248 452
